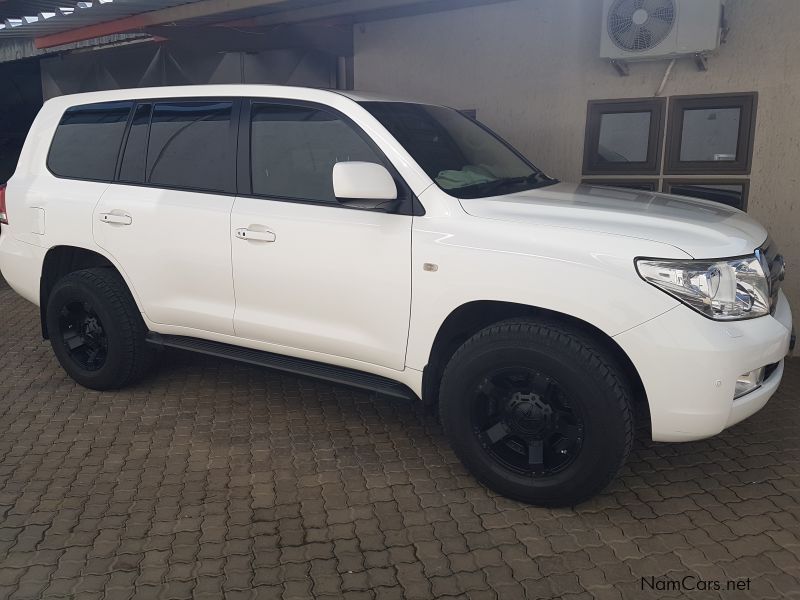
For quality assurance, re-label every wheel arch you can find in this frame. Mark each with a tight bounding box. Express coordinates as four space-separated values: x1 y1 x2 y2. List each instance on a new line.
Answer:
421 300 649 424
40 245 134 339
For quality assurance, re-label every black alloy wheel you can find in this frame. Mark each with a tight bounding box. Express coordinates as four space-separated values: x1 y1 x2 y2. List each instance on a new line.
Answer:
472 367 584 477
57 300 109 371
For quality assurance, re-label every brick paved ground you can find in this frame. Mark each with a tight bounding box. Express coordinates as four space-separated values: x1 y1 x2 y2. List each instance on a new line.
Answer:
0 273 799 600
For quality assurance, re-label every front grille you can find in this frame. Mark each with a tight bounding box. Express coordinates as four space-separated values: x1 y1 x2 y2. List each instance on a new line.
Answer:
759 238 785 315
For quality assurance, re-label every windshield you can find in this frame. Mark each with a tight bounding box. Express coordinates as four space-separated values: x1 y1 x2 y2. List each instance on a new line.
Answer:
361 101 556 199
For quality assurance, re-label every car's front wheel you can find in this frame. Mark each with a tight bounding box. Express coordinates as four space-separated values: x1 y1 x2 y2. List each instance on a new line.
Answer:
439 319 634 507
46 268 155 390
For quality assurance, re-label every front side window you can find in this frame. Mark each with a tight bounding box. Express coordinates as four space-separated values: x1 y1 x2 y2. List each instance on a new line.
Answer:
362 102 554 199
48 101 133 181
250 103 384 203
146 101 235 193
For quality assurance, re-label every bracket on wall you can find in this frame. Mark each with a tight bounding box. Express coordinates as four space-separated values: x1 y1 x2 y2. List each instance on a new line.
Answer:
610 59 629 77
611 53 709 77
693 53 708 72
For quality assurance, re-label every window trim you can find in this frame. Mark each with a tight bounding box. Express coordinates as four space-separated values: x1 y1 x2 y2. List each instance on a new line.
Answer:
115 102 153 184
582 97 666 176
239 97 423 216
581 178 659 192
46 100 134 184
662 178 750 211
664 92 758 175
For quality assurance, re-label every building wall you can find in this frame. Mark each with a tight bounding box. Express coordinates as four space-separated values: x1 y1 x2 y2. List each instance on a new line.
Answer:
354 0 800 335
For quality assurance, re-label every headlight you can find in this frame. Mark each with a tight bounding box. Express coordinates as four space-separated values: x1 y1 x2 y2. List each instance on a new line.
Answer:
636 255 770 321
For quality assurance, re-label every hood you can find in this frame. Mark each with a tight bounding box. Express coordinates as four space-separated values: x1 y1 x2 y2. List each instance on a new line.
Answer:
458 182 768 258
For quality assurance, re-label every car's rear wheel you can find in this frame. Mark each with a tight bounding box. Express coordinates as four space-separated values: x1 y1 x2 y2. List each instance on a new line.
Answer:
439 319 634 507
46 268 155 390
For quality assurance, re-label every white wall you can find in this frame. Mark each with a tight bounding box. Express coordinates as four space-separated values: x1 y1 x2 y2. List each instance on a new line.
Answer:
354 0 800 332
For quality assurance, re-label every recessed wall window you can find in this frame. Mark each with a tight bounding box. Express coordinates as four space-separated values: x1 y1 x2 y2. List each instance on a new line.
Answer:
582 92 758 210
583 98 665 175
582 179 658 192
665 93 757 175
662 180 749 211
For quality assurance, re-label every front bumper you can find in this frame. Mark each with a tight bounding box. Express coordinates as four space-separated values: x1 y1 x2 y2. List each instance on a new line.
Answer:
614 289 793 442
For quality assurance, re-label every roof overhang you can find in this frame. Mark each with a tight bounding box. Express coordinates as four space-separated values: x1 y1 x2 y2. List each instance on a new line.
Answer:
0 0 504 53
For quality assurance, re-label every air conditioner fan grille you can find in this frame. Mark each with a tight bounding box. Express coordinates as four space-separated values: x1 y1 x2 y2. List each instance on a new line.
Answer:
608 0 676 52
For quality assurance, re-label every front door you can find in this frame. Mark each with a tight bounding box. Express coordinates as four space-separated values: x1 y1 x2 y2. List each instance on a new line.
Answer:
230 101 412 370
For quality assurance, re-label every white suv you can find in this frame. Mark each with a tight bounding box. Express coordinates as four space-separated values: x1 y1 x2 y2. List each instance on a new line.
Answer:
0 85 793 506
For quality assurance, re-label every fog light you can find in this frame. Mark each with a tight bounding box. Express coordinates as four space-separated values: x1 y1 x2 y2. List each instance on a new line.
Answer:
734 367 765 399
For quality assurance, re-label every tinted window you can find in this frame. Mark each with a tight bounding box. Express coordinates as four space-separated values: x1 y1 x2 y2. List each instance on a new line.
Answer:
147 101 235 193
250 104 383 203
119 104 151 183
48 101 132 181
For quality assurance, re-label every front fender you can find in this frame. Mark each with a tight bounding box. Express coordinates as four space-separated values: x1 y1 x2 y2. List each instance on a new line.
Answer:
405 211 686 371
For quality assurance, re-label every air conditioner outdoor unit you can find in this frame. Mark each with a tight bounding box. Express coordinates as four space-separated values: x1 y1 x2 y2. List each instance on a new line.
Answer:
600 0 725 61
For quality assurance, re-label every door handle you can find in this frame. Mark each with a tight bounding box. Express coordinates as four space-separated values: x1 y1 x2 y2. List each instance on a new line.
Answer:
99 212 132 225
235 228 276 242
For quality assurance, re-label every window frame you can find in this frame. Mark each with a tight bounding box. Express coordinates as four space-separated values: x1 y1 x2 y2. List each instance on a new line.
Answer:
114 97 241 196
581 179 659 192
664 92 758 175
662 178 750 211
582 97 666 176
47 100 134 184
238 97 423 216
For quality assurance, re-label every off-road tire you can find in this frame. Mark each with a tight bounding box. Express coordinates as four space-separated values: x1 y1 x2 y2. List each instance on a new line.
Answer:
439 319 634 507
46 268 155 390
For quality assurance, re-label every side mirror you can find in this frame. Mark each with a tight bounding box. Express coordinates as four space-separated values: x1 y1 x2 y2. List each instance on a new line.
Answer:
333 162 398 210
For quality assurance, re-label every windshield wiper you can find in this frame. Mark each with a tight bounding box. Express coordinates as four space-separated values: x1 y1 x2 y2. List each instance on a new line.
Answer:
459 172 558 198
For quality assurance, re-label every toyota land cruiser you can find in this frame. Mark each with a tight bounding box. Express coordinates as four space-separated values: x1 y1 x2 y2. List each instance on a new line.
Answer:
0 85 793 506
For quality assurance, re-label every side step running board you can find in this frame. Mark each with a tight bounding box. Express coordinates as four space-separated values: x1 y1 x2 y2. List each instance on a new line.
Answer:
146 332 416 400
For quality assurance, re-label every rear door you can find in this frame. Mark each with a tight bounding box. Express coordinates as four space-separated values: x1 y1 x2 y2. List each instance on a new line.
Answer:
93 99 239 335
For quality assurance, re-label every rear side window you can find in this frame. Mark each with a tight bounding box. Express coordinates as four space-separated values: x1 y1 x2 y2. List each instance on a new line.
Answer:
250 103 383 203
48 101 133 181
146 101 235 193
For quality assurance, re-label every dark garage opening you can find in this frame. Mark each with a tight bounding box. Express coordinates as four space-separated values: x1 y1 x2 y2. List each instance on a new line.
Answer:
0 58 42 183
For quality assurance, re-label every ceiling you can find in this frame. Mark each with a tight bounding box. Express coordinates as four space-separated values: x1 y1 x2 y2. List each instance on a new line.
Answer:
0 1 82 22
0 0 205 36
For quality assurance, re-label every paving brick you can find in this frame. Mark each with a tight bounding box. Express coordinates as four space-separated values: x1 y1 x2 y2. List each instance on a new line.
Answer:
0 274 798 599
